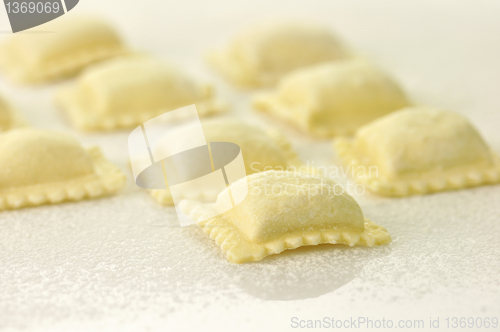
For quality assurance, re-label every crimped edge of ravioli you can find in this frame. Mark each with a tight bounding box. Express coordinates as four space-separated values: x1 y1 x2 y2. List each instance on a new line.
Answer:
334 137 500 197
180 201 391 263
55 84 227 131
253 93 355 138
149 128 303 206
0 147 126 210
0 45 127 85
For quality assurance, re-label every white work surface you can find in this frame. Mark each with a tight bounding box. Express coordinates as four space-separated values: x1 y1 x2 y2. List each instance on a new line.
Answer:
1 1 499 331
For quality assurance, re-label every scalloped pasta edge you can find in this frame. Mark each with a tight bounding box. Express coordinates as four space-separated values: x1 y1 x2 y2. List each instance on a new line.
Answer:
180 201 391 263
334 137 500 197
0 146 126 210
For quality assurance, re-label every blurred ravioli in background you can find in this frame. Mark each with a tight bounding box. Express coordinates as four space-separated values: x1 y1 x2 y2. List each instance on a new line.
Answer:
254 59 410 137
150 119 302 205
56 56 227 131
0 15 127 84
208 21 351 88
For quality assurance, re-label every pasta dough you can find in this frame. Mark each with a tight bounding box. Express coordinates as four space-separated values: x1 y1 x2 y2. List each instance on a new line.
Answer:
254 59 410 137
150 119 302 205
0 94 26 132
208 22 349 88
180 170 391 263
0 16 126 84
0 129 126 210
56 57 226 131
334 107 500 196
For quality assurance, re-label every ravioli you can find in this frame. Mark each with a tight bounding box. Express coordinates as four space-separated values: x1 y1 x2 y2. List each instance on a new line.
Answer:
150 119 302 205
0 129 126 210
334 107 500 196
56 57 226 131
180 170 391 263
253 59 410 137
208 22 349 88
0 94 26 132
0 15 126 84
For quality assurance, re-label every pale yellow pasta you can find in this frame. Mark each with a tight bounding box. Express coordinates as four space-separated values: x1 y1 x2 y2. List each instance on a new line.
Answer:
150 119 302 205
180 170 391 263
0 93 26 132
56 57 226 131
0 129 126 210
334 107 500 196
0 16 126 84
208 22 349 88
254 59 410 137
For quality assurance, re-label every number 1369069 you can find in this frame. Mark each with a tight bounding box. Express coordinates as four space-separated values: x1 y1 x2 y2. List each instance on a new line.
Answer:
5 2 60 14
